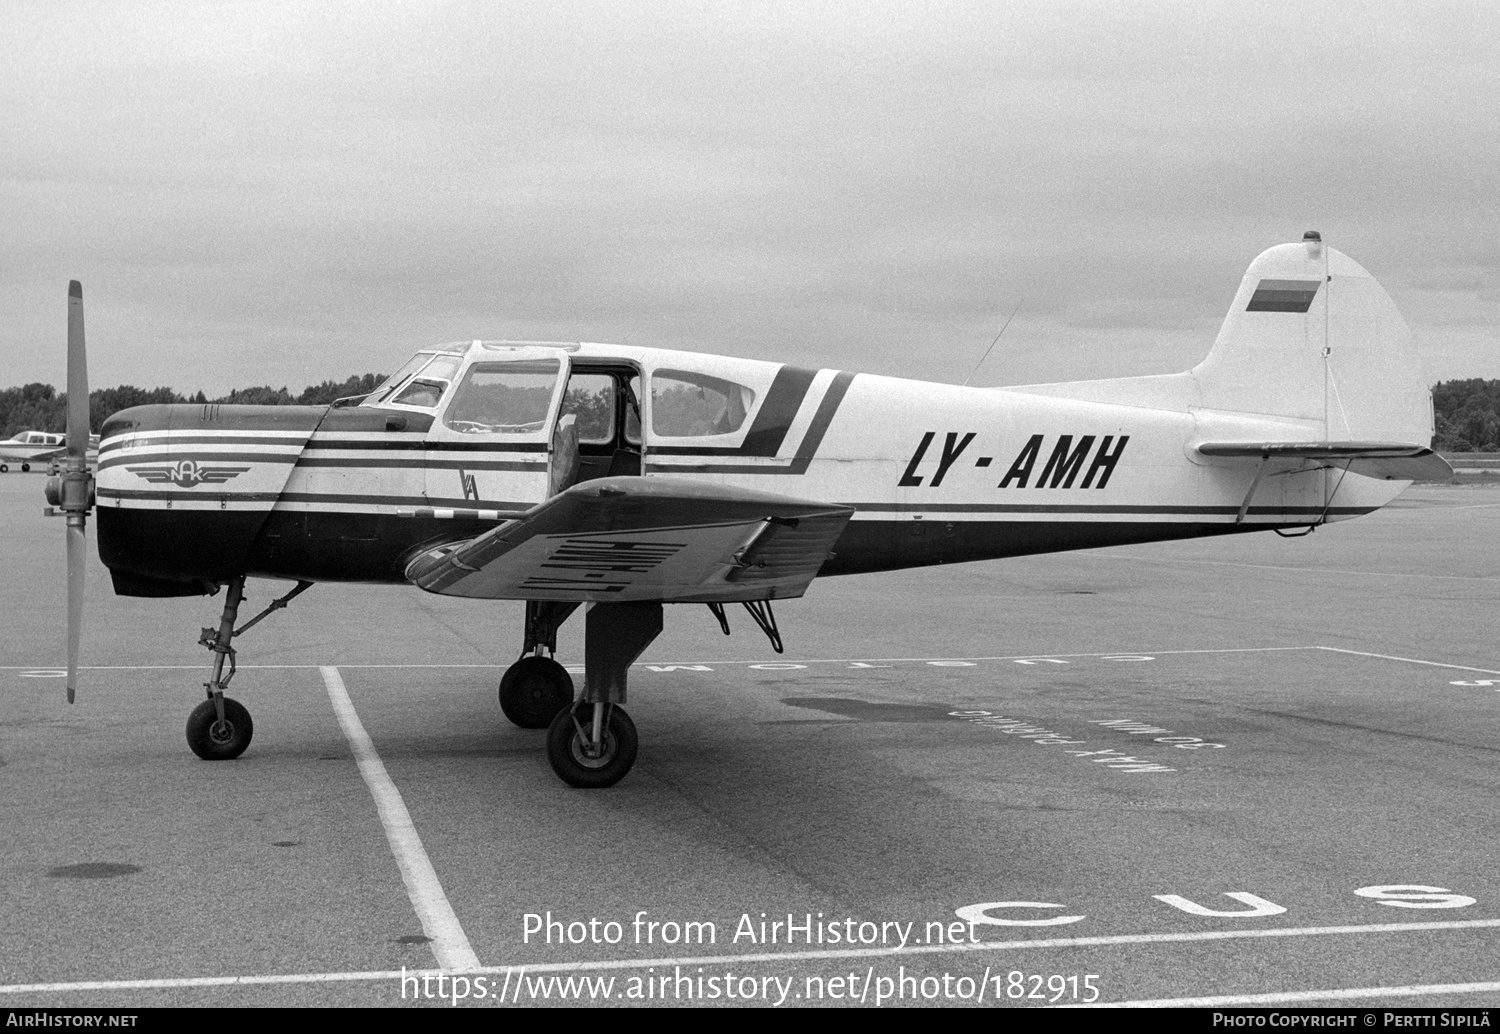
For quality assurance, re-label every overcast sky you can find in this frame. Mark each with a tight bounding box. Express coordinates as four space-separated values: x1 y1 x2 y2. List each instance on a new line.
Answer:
4 1 1496 397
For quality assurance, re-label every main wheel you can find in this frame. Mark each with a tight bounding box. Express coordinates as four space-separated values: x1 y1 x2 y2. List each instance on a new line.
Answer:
186 697 254 760
546 702 637 788
499 656 574 729
20 463 29 472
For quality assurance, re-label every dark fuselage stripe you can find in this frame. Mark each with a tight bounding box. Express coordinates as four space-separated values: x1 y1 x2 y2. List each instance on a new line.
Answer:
738 365 818 455
99 451 301 472
100 434 310 454
293 457 545 471
98 488 285 502
845 502 1377 516
307 439 549 453
96 487 534 509
103 436 549 454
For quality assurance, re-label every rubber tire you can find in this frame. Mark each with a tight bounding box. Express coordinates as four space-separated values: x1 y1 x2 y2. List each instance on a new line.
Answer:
186 697 254 760
546 702 638 789
498 656 574 729
0 464 7 473
20 463 29 473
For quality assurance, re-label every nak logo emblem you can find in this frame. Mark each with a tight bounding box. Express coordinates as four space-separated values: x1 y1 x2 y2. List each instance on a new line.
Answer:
127 459 250 488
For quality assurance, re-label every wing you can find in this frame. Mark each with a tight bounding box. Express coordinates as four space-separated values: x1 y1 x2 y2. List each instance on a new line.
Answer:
405 476 854 603
1196 441 1453 481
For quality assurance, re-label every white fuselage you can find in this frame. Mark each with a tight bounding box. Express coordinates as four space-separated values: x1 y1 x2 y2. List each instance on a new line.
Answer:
0 431 65 465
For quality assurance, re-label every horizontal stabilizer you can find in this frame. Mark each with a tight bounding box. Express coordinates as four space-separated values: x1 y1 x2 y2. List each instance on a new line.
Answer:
1196 441 1452 481
405 476 854 603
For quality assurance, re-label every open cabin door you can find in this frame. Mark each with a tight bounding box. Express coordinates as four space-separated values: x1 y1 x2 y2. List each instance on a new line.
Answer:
424 348 572 512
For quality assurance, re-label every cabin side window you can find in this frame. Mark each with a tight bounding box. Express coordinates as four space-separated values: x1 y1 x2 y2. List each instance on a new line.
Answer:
444 359 563 433
651 370 756 438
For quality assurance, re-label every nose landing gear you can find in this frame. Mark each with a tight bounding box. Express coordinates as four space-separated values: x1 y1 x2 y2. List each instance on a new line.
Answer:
186 576 311 761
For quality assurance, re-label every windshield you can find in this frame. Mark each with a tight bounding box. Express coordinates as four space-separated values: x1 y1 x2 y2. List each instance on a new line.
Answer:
367 353 463 409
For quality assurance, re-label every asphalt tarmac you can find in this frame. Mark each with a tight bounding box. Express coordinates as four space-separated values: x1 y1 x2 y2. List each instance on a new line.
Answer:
2 472 1498 1009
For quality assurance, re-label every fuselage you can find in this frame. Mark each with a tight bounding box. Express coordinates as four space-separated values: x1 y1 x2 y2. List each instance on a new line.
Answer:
0 430 65 464
94 340 1409 597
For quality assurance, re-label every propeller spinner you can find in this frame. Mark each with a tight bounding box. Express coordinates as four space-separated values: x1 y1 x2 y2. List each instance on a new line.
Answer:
44 281 95 703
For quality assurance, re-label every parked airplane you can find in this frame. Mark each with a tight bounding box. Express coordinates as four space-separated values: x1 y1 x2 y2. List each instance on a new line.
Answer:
47 233 1449 787
0 430 66 472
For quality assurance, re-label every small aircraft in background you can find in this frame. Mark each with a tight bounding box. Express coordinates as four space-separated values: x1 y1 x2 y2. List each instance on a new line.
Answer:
46 232 1449 788
0 431 99 473
1 430 66 472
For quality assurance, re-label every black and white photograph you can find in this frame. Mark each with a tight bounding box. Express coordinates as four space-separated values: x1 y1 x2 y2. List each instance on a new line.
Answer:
2 0 1497 1014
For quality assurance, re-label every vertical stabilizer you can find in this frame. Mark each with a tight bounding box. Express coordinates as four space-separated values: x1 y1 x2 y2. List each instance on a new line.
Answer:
1192 234 1432 445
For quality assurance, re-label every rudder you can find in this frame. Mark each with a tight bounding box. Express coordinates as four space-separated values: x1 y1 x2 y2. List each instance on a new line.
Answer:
1192 234 1432 445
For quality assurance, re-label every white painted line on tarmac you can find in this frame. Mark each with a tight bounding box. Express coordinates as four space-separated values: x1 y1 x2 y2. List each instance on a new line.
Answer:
1314 647 1500 677
5 916 1499 996
1075 979 1500 1008
0 648 1321 672
1080 551 1500 583
9 646 1495 682
320 665 481 973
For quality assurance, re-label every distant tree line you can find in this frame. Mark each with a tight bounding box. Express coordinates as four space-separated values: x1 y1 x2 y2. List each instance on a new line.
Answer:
0 373 385 439
1432 380 1500 452
5 374 1499 451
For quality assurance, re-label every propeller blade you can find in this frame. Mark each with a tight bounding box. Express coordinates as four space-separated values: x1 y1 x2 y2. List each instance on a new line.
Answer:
61 280 92 704
67 281 88 458
66 522 85 703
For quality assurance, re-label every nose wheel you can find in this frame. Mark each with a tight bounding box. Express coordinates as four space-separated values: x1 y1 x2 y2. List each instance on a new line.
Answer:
499 655 574 728
547 701 638 788
186 697 254 760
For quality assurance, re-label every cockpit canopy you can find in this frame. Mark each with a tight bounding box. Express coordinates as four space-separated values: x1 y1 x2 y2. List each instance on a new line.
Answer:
362 341 780 446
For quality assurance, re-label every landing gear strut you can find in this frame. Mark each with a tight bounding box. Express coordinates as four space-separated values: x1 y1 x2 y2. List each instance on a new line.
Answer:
498 601 577 729
545 601 660 788
186 576 311 761
189 576 251 760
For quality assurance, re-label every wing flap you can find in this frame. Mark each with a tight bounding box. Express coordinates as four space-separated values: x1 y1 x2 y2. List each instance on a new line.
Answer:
1196 441 1452 481
405 476 853 602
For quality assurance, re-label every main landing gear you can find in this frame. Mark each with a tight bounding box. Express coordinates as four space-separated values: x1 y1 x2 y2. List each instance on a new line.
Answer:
547 700 638 789
186 575 311 761
498 601 578 729
499 600 662 788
